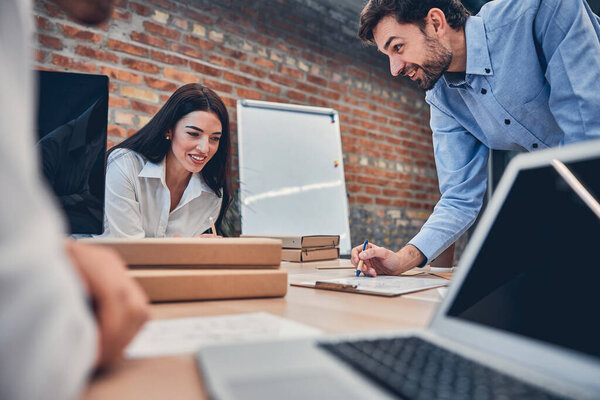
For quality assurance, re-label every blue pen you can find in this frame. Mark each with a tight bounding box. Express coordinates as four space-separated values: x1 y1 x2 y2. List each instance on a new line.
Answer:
356 240 368 277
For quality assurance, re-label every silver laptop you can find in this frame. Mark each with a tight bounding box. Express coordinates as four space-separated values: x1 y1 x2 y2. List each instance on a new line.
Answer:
197 139 600 400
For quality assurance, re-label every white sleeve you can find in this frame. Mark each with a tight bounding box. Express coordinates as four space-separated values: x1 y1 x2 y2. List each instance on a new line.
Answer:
0 1 97 399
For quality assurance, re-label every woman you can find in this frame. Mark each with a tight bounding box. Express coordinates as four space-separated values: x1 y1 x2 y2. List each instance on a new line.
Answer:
100 83 231 237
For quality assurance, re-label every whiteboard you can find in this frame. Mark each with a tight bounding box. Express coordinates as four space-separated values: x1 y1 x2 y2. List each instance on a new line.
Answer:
237 100 352 255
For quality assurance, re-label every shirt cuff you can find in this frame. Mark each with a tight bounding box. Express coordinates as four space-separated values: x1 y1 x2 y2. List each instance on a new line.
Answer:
408 228 451 267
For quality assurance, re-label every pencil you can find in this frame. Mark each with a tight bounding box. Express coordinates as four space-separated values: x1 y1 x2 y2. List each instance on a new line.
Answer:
356 239 368 277
209 217 217 238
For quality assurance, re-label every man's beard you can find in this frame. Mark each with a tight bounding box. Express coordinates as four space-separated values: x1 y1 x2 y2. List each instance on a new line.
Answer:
414 35 453 90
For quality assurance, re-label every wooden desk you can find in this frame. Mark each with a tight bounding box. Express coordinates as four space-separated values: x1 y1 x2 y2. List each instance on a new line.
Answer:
82 260 448 400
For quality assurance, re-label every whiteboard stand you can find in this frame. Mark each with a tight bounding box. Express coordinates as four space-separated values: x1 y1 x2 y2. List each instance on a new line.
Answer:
237 99 352 255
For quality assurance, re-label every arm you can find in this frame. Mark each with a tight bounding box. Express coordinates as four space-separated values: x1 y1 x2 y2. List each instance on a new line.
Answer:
102 154 146 237
535 0 600 142
352 102 488 276
408 101 489 262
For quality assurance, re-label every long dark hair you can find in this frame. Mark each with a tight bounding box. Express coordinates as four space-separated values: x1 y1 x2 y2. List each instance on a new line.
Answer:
109 83 232 234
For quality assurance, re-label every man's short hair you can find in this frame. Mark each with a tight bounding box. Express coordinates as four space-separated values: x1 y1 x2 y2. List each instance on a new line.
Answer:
358 0 470 44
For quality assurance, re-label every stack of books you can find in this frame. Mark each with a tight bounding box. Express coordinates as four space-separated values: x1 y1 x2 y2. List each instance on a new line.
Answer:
243 235 340 262
79 238 286 302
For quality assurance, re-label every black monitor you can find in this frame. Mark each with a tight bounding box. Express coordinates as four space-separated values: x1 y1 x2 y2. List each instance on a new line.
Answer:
35 70 109 234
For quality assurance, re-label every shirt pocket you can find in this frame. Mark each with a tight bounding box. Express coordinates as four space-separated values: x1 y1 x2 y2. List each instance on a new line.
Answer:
511 82 562 145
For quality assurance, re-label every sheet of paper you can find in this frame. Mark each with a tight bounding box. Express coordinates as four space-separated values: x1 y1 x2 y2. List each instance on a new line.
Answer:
297 275 448 296
126 312 322 359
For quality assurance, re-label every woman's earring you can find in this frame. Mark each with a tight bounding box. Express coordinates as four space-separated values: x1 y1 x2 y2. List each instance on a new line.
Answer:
165 135 170 140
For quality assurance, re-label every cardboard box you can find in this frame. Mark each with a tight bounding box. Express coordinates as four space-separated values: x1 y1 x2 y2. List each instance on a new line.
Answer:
281 247 339 262
130 269 288 302
242 235 340 249
79 237 282 267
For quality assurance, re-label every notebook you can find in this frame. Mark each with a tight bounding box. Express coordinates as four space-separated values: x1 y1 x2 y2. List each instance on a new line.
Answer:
197 139 600 399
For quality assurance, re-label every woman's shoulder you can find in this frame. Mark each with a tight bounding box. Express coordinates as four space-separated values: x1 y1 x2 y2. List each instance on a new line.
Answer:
107 148 146 166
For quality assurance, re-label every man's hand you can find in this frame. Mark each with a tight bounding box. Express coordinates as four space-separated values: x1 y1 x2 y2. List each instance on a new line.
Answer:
351 243 426 276
64 241 149 368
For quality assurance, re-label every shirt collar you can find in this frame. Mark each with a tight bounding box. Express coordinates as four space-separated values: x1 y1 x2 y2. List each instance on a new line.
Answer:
443 16 493 88
138 157 215 211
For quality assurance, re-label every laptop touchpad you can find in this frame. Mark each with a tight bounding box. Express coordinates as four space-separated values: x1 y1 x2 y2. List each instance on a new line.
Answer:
229 373 364 400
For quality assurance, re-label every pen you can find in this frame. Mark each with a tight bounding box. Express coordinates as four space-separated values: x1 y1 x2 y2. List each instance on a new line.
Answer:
209 217 217 238
356 239 368 277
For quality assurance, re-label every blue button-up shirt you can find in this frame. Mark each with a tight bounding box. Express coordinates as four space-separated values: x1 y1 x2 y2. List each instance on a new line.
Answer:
408 0 600 262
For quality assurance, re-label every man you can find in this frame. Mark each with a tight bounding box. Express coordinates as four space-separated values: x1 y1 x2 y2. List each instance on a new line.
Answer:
0 1 148 399
351 0 600 275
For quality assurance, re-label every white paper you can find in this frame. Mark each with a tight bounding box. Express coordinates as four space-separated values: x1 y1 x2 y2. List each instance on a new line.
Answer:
126 312 322 359
300 275 448 296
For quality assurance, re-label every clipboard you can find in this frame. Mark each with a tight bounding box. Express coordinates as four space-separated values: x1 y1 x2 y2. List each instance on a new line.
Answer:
292 275 449 297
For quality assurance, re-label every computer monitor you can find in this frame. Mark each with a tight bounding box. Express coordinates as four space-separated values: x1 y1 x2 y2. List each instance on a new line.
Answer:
35 70 109 234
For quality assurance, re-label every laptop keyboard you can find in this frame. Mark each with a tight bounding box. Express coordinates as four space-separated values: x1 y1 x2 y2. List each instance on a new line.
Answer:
319 336 568 400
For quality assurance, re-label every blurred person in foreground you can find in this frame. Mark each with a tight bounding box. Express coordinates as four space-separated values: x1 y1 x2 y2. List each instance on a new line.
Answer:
0 1 148 399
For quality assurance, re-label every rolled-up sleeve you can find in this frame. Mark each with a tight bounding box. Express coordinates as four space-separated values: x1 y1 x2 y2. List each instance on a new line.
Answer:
408 101 489 262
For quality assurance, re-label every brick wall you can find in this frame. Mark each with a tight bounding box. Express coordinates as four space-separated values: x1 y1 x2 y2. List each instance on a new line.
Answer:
33 0 455 256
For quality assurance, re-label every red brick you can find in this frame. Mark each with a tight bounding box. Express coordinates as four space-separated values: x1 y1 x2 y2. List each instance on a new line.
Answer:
308 96 328 107
218 46 247 61
130 2 151 16
185 34 215 51
365 186 382 195
112 8 131 21
144 21 181 40
76 45 118 63
108 124 127 138
224 71 252 86
236 88 262 100
348 67 368 80
121 58 160 74
38 34 62 50
170 43 203 60
100 66 142 84
60 25 103 43
150 50 188 66
306 74 327 87
163 67 200 83
35 50 46 63
240 64 267 79
205 55 234 70
131 101 161 115
256 81 280 94
51 54 96 73
279 66 303 79
146 0 172 10
268 73 294 87
189 61 222 77
252 57 274 69
35 16 52 30
287 90 306 102
130 32 168 49
109 95 130 108
43 1 61 17
144 76 178 92
107 39 148 57
295 82 318 94
321 89 341 101
202 79 233 94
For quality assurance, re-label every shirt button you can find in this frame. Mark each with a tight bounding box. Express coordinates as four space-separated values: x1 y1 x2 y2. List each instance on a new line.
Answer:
504 119 511 125
532 143 538 149
485 68 491 73
481 88 487 94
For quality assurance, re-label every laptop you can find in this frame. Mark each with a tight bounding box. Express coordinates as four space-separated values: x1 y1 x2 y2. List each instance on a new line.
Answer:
197 139 600 400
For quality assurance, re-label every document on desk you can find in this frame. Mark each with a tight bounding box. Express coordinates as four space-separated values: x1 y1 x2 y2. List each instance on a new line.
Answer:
126 312 322 359
292 275 449 297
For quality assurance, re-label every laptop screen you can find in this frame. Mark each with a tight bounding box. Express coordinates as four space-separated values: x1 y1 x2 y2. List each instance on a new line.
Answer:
446 157 600 359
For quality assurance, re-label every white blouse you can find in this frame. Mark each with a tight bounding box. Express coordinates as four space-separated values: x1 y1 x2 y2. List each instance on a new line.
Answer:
100 148 222 238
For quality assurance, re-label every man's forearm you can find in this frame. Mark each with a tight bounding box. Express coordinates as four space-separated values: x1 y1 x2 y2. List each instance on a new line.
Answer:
396 245 426 271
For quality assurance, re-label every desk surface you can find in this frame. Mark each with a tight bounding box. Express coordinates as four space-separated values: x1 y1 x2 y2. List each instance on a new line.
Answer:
83 260 449 400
